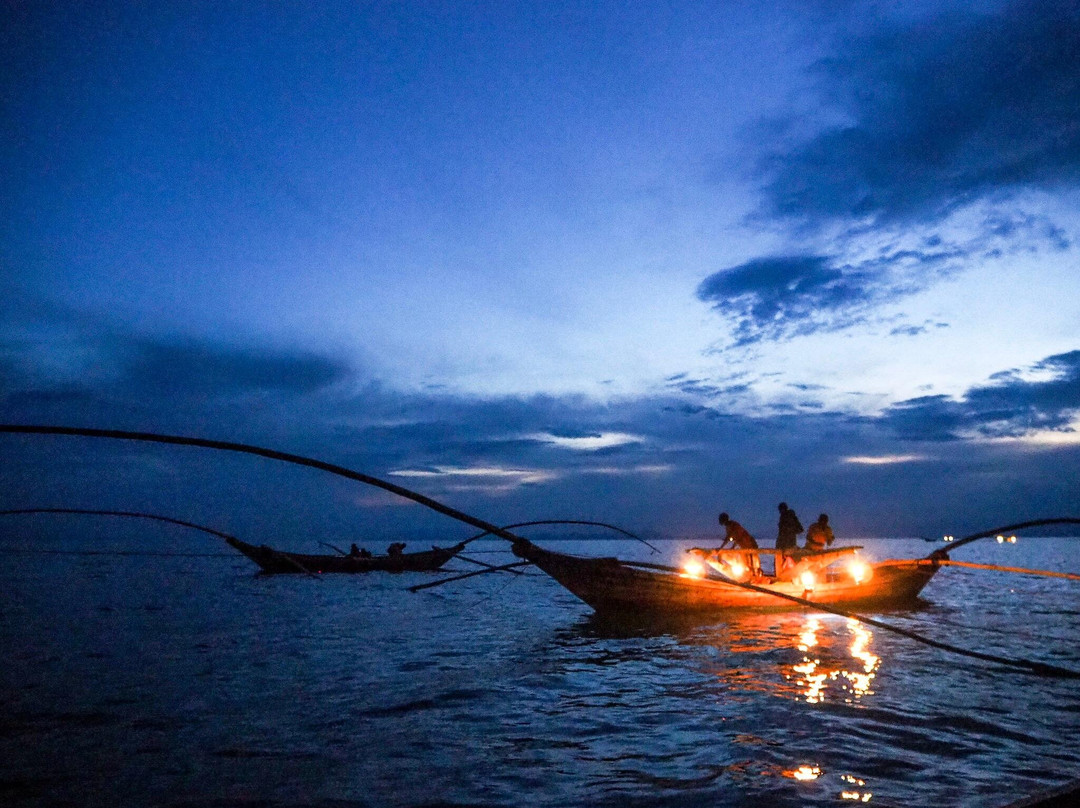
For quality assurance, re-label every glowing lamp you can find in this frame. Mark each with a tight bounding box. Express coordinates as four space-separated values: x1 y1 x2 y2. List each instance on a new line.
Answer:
683 559 705 578
848 560 872 585
1007 535 1017 543
727 560 747 579
799 571 816 590
996 534 1005 543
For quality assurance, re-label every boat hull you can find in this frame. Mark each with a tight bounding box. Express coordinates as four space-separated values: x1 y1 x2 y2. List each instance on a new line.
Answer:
226 537 463 574
514 542 940 615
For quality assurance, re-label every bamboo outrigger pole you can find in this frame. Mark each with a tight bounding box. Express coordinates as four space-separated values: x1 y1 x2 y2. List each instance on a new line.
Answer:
0 507 240 542
0 425 530 545
0 506 323 579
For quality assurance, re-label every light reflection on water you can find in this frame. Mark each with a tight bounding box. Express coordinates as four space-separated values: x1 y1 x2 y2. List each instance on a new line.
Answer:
787 616 881 705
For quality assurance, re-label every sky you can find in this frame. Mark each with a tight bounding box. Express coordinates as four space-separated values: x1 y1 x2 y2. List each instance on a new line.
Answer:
2 0 1079 544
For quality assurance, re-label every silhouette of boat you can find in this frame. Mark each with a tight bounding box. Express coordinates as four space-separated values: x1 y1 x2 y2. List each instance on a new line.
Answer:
225 536 466 574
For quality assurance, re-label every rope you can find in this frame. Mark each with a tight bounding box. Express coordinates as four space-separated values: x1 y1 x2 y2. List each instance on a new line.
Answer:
318 541 349 556
926 558 1080 582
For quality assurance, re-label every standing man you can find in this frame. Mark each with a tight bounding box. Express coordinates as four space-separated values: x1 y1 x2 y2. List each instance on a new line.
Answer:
776 502 803 551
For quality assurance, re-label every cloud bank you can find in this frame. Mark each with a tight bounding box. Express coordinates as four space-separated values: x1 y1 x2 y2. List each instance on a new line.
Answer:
2 319 1077 538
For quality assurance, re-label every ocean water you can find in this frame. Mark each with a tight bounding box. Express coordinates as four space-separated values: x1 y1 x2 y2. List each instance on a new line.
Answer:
1 534 1078 807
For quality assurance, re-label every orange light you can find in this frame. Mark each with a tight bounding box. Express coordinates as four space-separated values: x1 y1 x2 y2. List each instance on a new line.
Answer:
799 570 816 590
683 559 705 578
727 560 747 579
848 560 872 585
786 765 821 781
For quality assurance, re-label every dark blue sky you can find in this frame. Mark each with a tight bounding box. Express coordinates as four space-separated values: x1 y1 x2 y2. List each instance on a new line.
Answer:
2 1 1078 543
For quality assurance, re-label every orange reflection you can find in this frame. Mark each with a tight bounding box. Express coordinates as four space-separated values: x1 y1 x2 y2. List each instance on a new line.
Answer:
785 615 881 704
841 773 873 801
784 764 822 781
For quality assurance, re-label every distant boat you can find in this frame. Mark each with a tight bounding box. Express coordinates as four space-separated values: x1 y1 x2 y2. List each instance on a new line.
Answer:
225 536 466 575
510 541 941 615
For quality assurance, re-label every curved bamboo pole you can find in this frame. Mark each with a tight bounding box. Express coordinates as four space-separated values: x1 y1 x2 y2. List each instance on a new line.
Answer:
0 507 238 542
0 425 528 544
0 506 321 579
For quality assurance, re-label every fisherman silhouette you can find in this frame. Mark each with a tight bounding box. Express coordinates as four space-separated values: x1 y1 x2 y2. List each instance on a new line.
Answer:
805 514 835 552
719 512 760 575
776 502 803 551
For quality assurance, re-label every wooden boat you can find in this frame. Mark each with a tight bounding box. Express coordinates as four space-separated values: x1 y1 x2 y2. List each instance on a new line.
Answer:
510 539 943 615
225 536 466 574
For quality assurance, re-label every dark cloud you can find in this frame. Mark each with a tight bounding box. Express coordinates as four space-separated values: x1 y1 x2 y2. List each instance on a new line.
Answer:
696 251 957 345
764 0 1080 222
882 349 1080 440
697 255 867 345
117 337 351 397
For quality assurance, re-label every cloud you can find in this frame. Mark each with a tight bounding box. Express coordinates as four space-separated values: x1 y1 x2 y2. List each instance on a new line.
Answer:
697 255 874 345
762 0 1080 223
843 454 925 465
695 251 946 345
527 431 644 451
889 321 948 337
882 349 1080 441
118 337 351 397
389 465 559 493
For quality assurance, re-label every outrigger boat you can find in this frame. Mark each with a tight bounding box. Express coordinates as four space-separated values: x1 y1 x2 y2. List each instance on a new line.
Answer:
511 539 942 615
225 536 467 575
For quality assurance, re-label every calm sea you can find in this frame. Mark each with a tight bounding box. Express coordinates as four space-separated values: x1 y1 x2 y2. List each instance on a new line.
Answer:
2 533 1078 807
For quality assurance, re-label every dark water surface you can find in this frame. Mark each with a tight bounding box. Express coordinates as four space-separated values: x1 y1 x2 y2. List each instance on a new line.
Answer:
2 535 1078 807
